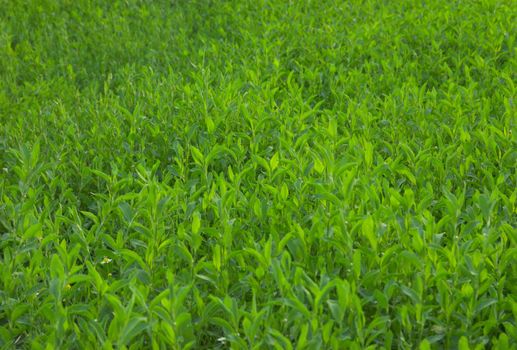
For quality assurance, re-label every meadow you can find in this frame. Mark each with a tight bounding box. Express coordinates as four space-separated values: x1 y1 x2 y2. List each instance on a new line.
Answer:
0 0 516 348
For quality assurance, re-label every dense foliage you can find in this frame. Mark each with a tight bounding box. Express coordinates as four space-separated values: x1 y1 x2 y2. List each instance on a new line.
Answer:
1 0 516 348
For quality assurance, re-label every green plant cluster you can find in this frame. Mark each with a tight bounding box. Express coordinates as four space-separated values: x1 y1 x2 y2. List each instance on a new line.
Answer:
0 0 516 349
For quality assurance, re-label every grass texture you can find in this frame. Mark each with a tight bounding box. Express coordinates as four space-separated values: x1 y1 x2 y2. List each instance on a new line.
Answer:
0 0 516 348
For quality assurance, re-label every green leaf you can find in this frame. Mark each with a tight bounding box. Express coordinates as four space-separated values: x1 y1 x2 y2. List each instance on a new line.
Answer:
268 328 293 350
458 336 470 350
270 152 280 171
313 156 325 174
120 249 147 271
50 254 65 281
23 223 42 240
353 250 361 279
175 312 195 343
396 166 416 185
419 339 431 350
361 216 377 251
213 244 221 271
364 141 373 168
118 316 148 347
191 146 204 166
280 183 289 201
118 202 134 224
192 211 201 235
86 261 106 295
205 116 215 133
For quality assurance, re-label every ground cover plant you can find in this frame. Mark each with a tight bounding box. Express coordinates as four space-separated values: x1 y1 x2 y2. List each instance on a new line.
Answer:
0 0 516 348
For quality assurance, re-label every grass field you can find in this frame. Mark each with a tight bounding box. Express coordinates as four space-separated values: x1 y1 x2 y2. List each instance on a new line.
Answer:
1 0 516 348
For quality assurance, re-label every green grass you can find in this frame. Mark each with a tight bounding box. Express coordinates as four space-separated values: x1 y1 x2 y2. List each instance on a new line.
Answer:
0 0 516 348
